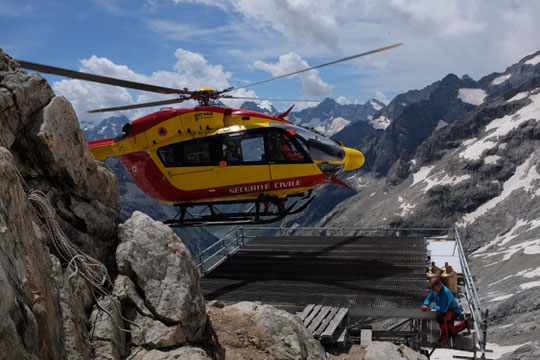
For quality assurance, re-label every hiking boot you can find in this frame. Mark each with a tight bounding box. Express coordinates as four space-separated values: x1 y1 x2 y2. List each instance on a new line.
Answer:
434 337 449 346
465 315 473 332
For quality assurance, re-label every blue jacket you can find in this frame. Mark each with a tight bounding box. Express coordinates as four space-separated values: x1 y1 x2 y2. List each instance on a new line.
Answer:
424 284 462 316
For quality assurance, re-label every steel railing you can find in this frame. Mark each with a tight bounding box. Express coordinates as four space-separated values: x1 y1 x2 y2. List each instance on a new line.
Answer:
454 227 488 358
195 226 453 275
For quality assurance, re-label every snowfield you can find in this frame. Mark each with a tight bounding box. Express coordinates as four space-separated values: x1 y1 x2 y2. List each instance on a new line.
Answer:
369 115 390 130
524 54 540 66
459 91 540 161
462 154 540 225
491 74 511 85
458 88 487 105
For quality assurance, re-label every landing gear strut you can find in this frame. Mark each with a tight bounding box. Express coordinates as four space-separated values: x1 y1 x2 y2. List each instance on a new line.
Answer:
164 191 314 227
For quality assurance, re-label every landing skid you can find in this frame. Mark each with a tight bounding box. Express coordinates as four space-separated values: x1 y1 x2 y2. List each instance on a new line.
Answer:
164 191 314 227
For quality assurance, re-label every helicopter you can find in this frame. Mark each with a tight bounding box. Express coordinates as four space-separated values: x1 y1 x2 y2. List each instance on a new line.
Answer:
16 43 402 226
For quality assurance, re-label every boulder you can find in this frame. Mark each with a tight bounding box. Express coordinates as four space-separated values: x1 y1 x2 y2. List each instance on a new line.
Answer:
89 296 127 360
116 211 207 347
127 347 211 360
207 301 327 360
364 342 427 360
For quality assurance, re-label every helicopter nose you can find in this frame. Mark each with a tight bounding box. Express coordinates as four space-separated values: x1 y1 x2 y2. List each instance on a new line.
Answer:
342 147 365 171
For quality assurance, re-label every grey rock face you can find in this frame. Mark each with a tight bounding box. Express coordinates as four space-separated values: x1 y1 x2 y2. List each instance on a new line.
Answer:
207 301 327 360
116 211 207 347
0 148 64 360
0 49 123 359
385 150 411 189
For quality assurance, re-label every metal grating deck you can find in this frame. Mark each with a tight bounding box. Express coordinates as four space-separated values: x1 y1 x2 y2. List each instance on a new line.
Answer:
200 236 428 311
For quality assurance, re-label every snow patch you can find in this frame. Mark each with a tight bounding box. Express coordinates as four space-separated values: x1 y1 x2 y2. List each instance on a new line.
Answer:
459 92 540 161
462 155 540 224
484 155 501 164
369 115 390 130
509 91 529 102
525 54 540 66
412 166 470 191
398 196 416 216
258 100 273 113
491 74 511 86
315 117 350 136
473 219 540 256
412 166 435 185
434 120 448 131
424 174 471 191
461 138 477 147
482 239 540 266
458 88 487 105
489 294 513 302
520 280 540 289
369 100 382 111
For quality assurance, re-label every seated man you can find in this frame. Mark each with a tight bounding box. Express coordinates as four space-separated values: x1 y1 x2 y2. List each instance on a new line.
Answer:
223 141 241 162
421 277 467 344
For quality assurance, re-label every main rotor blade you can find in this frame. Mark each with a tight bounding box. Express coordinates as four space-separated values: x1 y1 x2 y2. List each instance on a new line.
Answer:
220 96 321 102
225 43 403 93
87 97 192 113
15 60 192 95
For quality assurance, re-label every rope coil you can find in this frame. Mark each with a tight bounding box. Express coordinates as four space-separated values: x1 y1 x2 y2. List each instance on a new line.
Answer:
0 143 141 335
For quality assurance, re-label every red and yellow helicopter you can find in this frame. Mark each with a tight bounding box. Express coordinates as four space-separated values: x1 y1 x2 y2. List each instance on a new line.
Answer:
16 43 401 226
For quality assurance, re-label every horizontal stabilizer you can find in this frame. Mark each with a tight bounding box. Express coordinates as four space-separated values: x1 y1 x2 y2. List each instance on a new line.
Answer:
88 138 115 160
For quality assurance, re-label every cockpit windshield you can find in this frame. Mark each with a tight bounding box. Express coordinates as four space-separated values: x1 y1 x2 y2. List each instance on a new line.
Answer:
272 124 345 162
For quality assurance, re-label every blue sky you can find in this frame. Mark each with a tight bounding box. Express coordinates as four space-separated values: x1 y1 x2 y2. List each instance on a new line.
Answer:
2 0 539 124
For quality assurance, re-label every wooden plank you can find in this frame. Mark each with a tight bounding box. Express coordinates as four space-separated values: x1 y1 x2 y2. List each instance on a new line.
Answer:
307 306 332 334
360 329 372 346
314 307 339 338
321 307 349 342
298 304 315 321
373 330 422 338
337 327 348 349
304 304 322 328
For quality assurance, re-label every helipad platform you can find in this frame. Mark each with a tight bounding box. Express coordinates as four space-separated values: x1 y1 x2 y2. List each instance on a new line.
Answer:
200 236 428 314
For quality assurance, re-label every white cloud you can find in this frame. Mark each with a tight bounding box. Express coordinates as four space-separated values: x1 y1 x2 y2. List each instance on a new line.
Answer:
229 0 342 49
336 96 351 105
253 52 333 97
52 49 238 124
387 0 485 37
375 91 390 105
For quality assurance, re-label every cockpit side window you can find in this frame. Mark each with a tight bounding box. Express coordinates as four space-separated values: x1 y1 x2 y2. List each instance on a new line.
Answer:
157 138 213 167
288 126 345 162
220 131 266 165
267 130 308 163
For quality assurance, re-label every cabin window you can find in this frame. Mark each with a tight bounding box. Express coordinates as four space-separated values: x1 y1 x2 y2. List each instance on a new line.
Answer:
221 132 266 164
157 138 212 167
267 130 307 163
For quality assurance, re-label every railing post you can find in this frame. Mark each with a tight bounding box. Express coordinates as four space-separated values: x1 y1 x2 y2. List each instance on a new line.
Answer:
240 227 245 245
481 309 489 359
221 237 228 258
